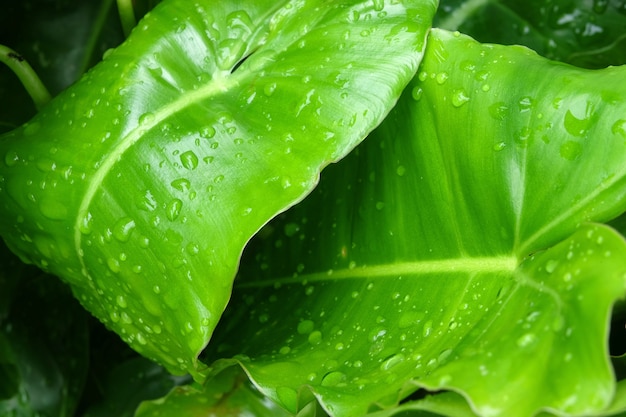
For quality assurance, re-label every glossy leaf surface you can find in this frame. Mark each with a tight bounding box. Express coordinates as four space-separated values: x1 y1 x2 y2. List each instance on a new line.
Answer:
0 0 437 379
204 29 626 416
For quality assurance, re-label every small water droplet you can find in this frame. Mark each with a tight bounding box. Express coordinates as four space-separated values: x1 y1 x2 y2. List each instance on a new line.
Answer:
171 178 191 192
200 126 216 138
451 89 470 107
493 142 506 151
612 119 626 139
116 295 127 308
560 140 582 161
517 333 537 347
138 112 155 126
411 86 423 101
423 320 433 337
396 165 406 176
545 259 558 273
435 72 449 84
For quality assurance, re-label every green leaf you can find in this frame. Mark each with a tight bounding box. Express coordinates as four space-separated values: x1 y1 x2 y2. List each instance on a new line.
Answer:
0 0 437 379
204 29 626 416
134 366 293 417
434 0 626 68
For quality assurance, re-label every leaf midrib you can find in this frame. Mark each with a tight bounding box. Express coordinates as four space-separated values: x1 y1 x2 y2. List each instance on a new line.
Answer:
237 255 518 288
72 71 239 261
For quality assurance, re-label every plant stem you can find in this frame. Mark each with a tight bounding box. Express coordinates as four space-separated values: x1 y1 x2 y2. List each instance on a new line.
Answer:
117 0 137 38
0 44 51 110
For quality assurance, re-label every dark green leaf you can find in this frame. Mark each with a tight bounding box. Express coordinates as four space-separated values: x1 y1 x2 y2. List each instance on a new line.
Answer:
434 0 626 68
0 271 89 417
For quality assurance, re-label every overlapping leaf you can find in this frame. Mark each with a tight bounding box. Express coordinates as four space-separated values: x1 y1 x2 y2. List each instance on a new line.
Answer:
0 0 437 379
203 29 626 416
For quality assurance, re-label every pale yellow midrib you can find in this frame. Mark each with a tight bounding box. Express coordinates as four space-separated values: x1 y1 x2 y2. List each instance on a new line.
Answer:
237 256 518 288
73 72 236 262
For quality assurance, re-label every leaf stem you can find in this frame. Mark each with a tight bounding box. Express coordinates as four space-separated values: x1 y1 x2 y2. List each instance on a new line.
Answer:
0 44 51 110
117 0 137 37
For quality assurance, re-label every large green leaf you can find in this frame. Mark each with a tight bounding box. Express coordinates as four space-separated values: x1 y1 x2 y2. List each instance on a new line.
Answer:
0 0 437 379
203 29 626 416
433 0 626 68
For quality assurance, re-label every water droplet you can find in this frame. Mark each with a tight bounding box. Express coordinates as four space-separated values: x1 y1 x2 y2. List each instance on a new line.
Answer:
79 212 93 235
321 371 346 387
493 142 506 151
166 199 183 221
545 259 558 273
171 178 191 192
564 103 593 137
517 333 537 348
381 353 405 370
284 223 300 237
372 0 384 11
116 295 127 308
39 199 68 220
180 151 199 170
612 119 626 139
4 150 19 166
113 217 136 242
423 320 433 337
411 86 423 101
263 82 277 97
297 320 314 334
396 165 406 176
138 112 155 126
489 102 509 120
451 89 470 107
308 330 322 344
435 72 449 84
560 140 582 161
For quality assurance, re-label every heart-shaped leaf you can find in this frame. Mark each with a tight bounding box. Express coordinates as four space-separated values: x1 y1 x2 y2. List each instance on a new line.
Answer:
0 0 437 379
203 29 626 416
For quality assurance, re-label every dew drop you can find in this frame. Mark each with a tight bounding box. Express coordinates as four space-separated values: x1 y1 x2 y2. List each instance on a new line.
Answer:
113 217 136 242
517 333 537 347
116 295 127 308
297 320 314 334
171 178 191 192
381 353 405 370
560 140 582 161
166 199 183 221
39 199 68 220
138 112 155 126
411 86 423 101
545 259 558 273
612 119 626 139
435 72 449 84
180 151 199 170
308 330 322 345
451 89 470 107
320 371 345 387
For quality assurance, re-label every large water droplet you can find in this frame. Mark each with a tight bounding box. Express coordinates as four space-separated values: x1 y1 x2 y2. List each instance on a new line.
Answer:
320 371 346 387
113 217 136 242
180 151 199 170
40 199 68 220
166 199 183 221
